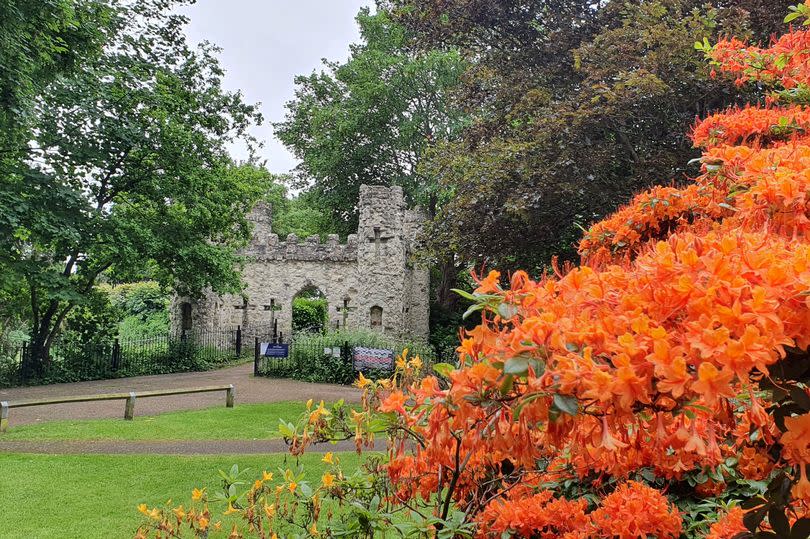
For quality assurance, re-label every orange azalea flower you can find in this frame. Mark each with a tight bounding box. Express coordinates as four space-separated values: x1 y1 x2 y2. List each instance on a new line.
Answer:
782 413 810 464
692 363 735 405
474 270 502 294
379 390 407 414
706 507 746 539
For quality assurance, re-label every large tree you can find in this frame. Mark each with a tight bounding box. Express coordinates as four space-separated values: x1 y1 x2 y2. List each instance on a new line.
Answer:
0 0 266 376
274 7 466 232
387 0 795 272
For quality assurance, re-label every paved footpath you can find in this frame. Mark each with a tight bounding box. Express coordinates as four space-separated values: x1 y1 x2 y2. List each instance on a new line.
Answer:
0 362 360 428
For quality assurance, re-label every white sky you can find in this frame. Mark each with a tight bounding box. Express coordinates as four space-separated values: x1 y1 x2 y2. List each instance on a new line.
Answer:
180 0 374 174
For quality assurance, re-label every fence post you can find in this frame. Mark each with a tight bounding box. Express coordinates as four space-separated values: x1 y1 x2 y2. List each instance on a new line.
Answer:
18 341 27 383
253 337 260 377
226 384 235 408
124 391 136 420
112 338 121 371
0 401 8 433
235 326 242 357
343 340 351 370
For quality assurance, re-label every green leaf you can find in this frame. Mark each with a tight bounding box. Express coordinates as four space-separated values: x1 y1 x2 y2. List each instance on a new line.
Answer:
503 357 530 376
791 517 810 539
552 394 579 416
497 302 518 319
462 303 484 320
500 374 515 395
433 362 456 378
769 506 790 537
451 288 478 301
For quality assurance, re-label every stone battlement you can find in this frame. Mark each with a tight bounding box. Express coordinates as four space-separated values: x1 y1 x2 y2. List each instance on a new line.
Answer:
243 233 359 262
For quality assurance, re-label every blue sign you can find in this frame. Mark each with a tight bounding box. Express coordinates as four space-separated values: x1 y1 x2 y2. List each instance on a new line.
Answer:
261 343 289 358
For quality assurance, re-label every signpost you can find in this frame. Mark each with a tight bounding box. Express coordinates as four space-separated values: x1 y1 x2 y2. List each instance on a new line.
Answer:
261 342 289 358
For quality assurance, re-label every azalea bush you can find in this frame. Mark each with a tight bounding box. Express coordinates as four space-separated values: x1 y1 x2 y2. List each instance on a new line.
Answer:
137 5 810 538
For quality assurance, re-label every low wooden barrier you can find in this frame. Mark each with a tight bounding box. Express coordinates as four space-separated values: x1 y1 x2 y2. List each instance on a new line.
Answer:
0 384 235 433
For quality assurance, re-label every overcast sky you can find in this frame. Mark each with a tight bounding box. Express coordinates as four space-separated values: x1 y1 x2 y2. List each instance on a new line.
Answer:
180 0 374 174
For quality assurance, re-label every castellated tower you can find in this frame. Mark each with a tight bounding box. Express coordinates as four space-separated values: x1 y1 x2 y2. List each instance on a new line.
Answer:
170 185 430 342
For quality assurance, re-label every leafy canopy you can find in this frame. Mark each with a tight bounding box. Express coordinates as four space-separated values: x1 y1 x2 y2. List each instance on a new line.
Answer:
388 0 795 271
0 0 266 369
275 7 466 234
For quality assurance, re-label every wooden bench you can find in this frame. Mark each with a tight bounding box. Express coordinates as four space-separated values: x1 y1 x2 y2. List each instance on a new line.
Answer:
0 384 235 433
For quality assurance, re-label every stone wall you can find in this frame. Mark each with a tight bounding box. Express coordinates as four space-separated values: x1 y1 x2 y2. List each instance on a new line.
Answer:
171 185 430 341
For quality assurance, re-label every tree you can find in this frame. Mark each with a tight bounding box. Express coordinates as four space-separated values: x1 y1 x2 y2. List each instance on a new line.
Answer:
275 8 466 232
388 0 795 272
0 0 266 376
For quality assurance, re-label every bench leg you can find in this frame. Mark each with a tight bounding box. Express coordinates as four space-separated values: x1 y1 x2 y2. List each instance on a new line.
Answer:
0 401 8 433
226 385 235 408
124 392 136 420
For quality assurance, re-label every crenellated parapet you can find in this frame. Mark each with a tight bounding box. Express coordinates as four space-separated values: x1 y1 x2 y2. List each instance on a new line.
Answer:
243 232 359 262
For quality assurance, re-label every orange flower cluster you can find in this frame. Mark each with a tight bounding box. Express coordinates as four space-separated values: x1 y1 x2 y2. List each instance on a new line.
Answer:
477 481 680 539
578 183 731 265
692 105 810 149
362 16 810 539
709 25 810 89
705 507 746 539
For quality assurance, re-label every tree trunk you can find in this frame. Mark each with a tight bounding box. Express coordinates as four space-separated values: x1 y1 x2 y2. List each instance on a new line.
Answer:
20 326 51 380
20 301 72 381
435 255 460 312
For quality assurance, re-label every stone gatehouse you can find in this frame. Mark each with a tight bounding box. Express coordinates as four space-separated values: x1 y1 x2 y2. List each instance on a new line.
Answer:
171 185 430 341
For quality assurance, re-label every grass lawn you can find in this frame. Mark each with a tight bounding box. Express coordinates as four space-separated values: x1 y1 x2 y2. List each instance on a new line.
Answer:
0 452 371 539
2 401 310 441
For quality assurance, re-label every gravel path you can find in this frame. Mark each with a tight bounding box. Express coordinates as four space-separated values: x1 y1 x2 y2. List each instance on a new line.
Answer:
0 362 360 428
0 438 379 455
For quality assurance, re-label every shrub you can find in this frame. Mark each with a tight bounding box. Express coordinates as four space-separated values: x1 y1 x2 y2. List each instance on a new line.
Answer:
137 5 810 538
291 297 328 334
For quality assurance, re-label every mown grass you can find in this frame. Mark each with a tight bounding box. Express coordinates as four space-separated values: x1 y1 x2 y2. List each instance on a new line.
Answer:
2 401 308 441
0 452 370 539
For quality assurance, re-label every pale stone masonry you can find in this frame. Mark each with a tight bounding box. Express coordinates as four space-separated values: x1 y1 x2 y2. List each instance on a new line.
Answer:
171 185 430 341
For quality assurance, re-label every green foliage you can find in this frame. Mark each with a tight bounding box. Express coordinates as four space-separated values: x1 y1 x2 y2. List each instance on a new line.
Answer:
389 0 796 272
62 288 121 346
275 7 466 235
292 297 329 334
0 0 112 160
107 281 170 338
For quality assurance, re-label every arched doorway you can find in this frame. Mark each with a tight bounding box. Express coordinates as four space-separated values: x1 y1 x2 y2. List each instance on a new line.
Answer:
291 285 328 335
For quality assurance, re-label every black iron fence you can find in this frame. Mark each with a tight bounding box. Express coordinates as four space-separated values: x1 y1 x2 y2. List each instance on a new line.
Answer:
0 327 249 388
255 331 439 385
